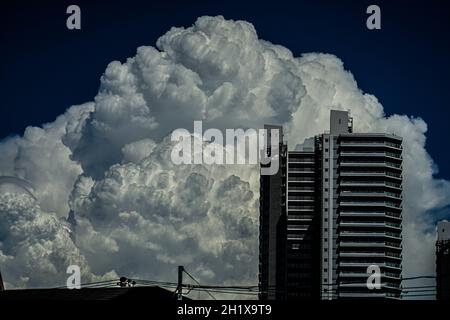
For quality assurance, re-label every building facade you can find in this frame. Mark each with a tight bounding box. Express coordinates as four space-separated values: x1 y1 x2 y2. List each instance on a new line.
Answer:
436 220 450 300
259 110 403 300
259 125 287 300
285 148 321 299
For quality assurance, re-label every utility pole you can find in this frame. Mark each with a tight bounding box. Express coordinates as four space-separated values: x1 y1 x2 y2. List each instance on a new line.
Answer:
177 266 184 300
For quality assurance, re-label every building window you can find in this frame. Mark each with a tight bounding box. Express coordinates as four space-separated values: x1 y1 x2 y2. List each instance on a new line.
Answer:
325 178 328 182
325 148 329 152
325 158 329 162
325 168 328 172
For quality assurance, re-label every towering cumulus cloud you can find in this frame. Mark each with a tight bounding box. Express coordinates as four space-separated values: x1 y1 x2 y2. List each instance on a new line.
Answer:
0 16 449 297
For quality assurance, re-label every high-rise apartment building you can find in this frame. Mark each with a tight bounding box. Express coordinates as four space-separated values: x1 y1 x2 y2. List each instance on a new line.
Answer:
259 110 403 300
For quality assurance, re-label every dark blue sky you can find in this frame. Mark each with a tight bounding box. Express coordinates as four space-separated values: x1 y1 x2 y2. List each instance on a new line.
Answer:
1 0 449 178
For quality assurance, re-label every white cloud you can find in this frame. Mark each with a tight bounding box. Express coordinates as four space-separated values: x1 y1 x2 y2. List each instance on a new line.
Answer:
0 15 448 299
0 189 116 288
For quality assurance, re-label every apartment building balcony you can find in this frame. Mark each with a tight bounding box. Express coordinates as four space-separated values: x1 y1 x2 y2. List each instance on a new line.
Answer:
288 154 315 164
287 213 315 220
339 272 369 278
339 252 402 260
288 196 315 202
339 181 402 190
339 252 384 258
339 221 402 230
339 141 402 151
339 151 402 160
340 241 402 250
287 234 306 241
288 160 315 165
287 225 310 231
287 219 314 226
382 273 402 281
339 161 402 171
339 281 401 288
338 292 400 299
339 231 402 240
339 201 402 211
339 211 402 220
339 272 401 280
288 187 315 192
338 262 402 270
288 170 315 175
339 191 402 200
339 171 402 181
288 206 315 212
288 177 315 183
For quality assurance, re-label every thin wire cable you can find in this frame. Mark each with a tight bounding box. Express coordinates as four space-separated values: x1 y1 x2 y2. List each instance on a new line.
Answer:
48 273 442 299
53 279 120 289
183 269 217 300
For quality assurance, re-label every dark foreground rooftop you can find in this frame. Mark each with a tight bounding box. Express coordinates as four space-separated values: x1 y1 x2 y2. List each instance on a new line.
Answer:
0 286 189 301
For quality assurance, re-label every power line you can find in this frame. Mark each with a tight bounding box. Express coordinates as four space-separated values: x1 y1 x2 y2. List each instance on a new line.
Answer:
53 273 441 290
136 280 438 292
53 279 120 289
183 268 217 300
47 272 442 300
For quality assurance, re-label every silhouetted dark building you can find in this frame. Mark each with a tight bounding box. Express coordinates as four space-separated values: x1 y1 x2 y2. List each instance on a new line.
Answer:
285 148 321 299
436 220 450 300
0 286 187 301
259 125 287 299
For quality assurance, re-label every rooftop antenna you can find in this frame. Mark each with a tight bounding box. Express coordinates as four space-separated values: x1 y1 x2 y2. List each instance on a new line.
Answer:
0 269 5 291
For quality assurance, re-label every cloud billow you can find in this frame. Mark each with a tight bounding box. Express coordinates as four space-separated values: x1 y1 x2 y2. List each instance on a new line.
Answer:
0 16 449 298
